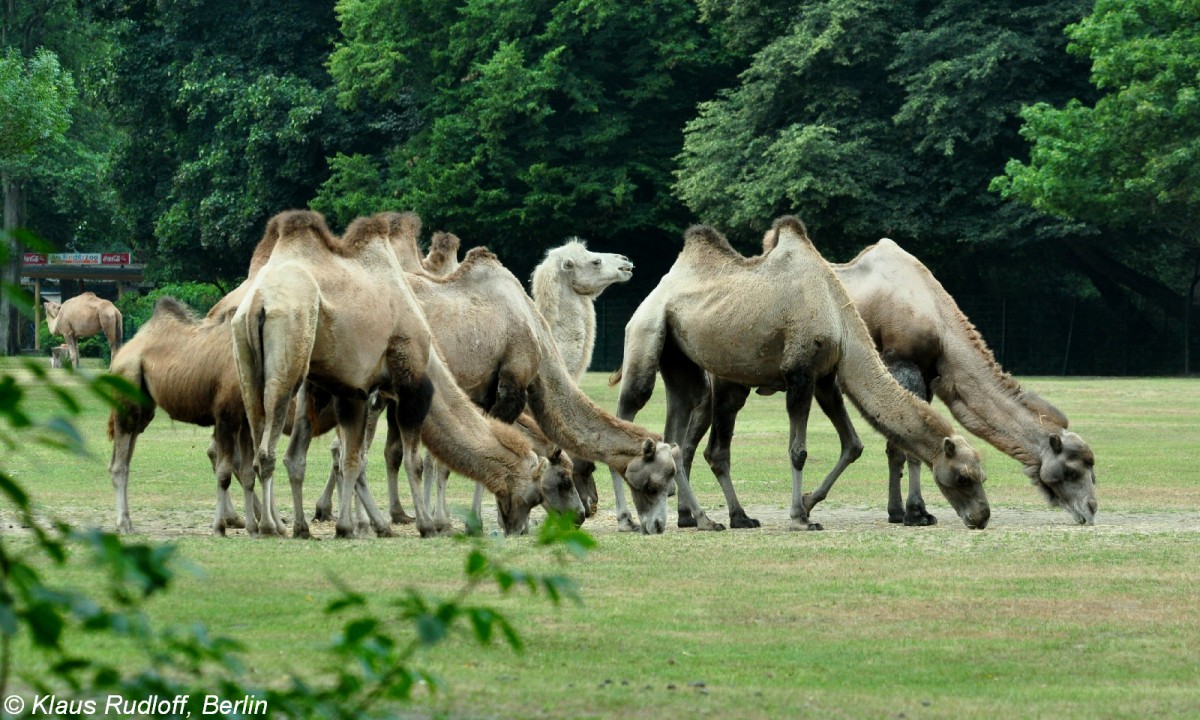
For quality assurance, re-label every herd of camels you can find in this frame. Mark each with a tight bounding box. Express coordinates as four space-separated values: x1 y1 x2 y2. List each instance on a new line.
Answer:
45 211 1098 538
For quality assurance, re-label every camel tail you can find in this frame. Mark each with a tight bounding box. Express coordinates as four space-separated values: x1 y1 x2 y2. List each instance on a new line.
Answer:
114 310 124 354
608 367 623 387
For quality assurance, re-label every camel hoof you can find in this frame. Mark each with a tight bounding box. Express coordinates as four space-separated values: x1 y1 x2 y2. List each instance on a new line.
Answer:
391 508 415 525
789 519 824 531
335 524 356 539
117 521 134 535
616 513 638 533
904 509 937 527
212 524 227 537
417 524 440 538
696 514 726 532
677 508 697 528
374 526 395 539
887 510 906 524
313 507 333 522
728 508 761 529
293 524 311 540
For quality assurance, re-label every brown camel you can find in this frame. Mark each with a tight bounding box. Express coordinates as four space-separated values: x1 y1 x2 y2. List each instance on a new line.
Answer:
377 218 671 533
107 296 260 535
232 211 577 537
44 292 123 368
423 231 461 276
833 238 1097 524
612 217 990 531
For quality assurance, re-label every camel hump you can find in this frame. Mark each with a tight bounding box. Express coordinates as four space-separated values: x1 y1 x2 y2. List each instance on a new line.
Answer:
151 296 198 323
460 246 498 266
772 215 809 240
248 213 287 273
274 210 338 252
431 231 461 253
380 211 421 241
339 214 390 255
683 224 736 253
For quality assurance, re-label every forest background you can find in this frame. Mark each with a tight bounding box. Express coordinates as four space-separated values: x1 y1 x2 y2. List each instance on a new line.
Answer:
1 0 1197 375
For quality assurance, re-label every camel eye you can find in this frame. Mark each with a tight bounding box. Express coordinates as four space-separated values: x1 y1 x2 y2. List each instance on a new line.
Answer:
591 259 601 266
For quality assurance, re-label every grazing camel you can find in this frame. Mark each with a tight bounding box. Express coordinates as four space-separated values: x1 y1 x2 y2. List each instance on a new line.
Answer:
529 239 634 514
107 297 260 535
832 238 1097 524
44 292 123 368
232 211 577 537
612 217 990 531
377 219 671 534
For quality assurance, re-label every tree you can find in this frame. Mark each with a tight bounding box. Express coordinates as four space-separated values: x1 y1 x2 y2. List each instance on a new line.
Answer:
0 46 75 354
677 0 1094 265
993 0 1200 371
322 0 733 276
99 0 349 283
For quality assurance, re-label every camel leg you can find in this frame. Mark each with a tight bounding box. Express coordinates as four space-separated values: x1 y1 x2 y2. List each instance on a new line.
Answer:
431 459 454 533
66 333 80 370
232 423 261 536
800 375 864 513
471 477 485 525
209 427 243 536
108 422 142 534
784 370 822 531
613 367 659 533
283 398 315 539
384 408 415 525
657 337 724 531
887 444 936 526
701 379 760 529
385 403 437 537
314 438 338 522
334 396 392 538
886 440 907 523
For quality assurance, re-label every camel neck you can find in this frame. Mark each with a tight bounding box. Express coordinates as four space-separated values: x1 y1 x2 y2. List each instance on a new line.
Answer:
525 320 652 474
835 316 956 466
418 349 528 496
932 334 1058 467
535 280 594 382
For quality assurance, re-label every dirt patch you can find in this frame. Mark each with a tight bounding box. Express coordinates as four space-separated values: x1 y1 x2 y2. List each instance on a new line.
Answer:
5 502 1194 543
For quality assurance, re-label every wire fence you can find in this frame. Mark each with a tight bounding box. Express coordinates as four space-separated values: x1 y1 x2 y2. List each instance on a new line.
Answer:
591 295 1197 377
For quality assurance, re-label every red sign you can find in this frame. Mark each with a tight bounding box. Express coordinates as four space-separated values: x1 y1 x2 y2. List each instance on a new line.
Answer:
23 253 47 265
101 253 131 265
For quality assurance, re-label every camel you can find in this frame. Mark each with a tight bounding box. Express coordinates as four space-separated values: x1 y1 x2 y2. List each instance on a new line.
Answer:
44 292 123 368
423 231 461 276
529 239 633 513
374 218 671 534
831 238 1097 524
107 296 261 536
231 211 581 537
611 217 991 531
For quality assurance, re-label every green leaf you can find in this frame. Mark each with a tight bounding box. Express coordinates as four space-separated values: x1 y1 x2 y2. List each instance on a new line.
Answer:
24 601 65 647
416 614 449 647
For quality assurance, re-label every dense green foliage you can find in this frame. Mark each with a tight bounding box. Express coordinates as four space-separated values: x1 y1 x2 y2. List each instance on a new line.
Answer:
321 0 733 272
0 0 1197 371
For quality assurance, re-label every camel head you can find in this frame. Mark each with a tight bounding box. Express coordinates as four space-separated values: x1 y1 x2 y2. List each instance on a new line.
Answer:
1028 431 1097 525
571 458 598 519
546 240 633 298
495 451 587 534
930 435 991 529
43 301 62 333
622 439 679 535
539 448 587 527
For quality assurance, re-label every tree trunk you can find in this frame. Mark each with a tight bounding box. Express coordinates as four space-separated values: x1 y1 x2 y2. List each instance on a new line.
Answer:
1 171 24 356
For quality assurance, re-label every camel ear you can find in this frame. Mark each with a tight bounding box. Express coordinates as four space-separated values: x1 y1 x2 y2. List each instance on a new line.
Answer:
943 437 956 458
641 438 656 461
561 257 575 271
1048 434 1063 454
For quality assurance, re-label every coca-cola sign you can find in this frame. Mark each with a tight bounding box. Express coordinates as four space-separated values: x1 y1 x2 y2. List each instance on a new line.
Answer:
23 253 47 265
101 253 131 265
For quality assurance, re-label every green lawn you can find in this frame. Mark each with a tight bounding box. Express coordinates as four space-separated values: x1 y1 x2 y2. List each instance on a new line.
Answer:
4 360 1199 719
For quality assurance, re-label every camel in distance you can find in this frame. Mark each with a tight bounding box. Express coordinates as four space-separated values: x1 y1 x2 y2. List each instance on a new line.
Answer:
44 292 123 368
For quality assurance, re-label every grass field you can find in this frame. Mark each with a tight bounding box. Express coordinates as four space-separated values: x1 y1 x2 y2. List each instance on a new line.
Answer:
4 359 1199 719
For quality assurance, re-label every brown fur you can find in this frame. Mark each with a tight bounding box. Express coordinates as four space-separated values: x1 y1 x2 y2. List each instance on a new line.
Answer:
44 292 123 367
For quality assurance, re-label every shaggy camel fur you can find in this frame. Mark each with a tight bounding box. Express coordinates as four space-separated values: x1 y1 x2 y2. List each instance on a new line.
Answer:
377 219 670 533
833 238 1097 524
44 292 123 368
232 211 577 537
107 297 260 535
529 239 633 512
612 217 990 531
